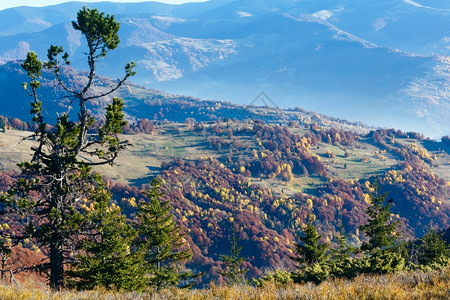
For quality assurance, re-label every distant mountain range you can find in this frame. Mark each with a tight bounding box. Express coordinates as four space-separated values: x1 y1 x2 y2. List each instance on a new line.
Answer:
0 0 449 138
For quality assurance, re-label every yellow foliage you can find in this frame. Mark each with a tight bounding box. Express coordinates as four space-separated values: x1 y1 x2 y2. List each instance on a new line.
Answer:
31 244 41 253
363 194 371 205
273 200 280 208
364 181 375 192
403 163 413 172
107 202 120 213
122 197 136 208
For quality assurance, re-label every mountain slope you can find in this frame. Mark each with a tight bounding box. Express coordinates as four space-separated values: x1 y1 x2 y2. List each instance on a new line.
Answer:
0 60 372 134
1 121 449 282
0 0 448 138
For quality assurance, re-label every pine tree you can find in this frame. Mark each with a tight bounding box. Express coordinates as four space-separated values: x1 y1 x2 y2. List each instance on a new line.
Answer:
333 225 354 260
417 228 450 268
293 217 329 267
359 179 405 274
329 224 358 279
0 6 134 289
135 178 197 290
219 224 248 284
66 183 147 291
292 216 330 283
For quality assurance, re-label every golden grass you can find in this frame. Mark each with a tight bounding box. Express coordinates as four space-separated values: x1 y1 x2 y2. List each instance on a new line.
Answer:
1 267 448 300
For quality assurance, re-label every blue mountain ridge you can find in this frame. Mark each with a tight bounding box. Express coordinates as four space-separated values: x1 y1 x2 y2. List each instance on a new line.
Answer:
0 0 448 138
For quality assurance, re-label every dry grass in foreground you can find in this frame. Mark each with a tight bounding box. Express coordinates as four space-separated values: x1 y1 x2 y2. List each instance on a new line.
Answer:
0 267 448 300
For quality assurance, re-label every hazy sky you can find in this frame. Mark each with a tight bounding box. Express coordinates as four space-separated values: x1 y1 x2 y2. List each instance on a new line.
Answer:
0 1 208 10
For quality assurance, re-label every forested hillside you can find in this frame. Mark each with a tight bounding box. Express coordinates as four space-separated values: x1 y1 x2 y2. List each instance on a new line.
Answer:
1 117 448 284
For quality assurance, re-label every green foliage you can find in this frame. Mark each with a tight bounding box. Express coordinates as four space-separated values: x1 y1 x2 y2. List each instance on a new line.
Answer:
292 217 329 267
360 184 399 251
135 178 197 290
416 229 450 269
292 216 330 284
359 179 405 274
72 6 120 55
328 225 359 279
293 262 331 284
333 225 355 260
252 269 293 287
66 187 147 291
98 97 127 150
219 225 248 284
21 51 42 90
358 248 405 274
45 45 69 68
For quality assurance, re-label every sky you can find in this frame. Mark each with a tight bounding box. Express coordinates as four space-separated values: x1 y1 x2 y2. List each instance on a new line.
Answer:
0 0 208 11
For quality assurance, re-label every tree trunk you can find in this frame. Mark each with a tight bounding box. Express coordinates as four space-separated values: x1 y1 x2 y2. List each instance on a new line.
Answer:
49 240 64 289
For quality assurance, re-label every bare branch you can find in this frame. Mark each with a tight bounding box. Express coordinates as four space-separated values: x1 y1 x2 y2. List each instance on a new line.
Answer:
84 76 130 101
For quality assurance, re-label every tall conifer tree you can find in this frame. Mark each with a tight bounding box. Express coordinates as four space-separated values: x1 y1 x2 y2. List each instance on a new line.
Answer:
293 217 329 267
219 224 248 284
292 215 330 283
359 179 405 274
328 224 358 279
0 7 134 289
417 228 450 268
135 178 197 290
66 182 147 291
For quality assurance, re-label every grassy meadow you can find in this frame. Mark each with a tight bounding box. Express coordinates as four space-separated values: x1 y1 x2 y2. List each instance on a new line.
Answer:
0 266 448 299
